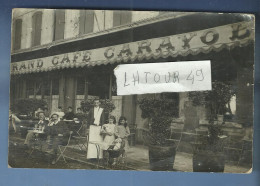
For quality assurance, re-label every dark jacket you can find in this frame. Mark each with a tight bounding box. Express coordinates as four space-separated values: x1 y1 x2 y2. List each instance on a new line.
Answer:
64 112 76 120
44 121 70 137
88 107 105 126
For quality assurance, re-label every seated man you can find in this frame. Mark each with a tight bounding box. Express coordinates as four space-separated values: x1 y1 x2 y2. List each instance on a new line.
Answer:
64 106 76 120
24 112 48 148
75 107 86 122
44 113 72 164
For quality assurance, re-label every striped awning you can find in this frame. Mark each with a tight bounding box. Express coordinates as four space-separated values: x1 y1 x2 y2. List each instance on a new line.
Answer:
10 21 254 75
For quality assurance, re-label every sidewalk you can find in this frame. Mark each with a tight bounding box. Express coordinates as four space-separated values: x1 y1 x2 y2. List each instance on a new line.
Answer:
9 134 251 173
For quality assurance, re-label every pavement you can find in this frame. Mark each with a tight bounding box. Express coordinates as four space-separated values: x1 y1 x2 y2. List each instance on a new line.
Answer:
8 133 251 173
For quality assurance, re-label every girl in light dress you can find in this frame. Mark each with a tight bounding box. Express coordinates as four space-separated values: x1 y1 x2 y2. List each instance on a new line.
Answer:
115 116 130 151
100 116 116 150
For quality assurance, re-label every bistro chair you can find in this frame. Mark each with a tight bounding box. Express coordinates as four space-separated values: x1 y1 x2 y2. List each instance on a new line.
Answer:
71 123 89 153
54 132 73 164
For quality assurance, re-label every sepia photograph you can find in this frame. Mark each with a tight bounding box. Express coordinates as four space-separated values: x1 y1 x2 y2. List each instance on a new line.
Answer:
8 9 254 173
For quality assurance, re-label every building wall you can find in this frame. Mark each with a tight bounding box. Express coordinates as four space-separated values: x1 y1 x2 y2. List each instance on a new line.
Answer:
12 9 161 53
20 11 32 49
64 10 80 39
41 9 55 45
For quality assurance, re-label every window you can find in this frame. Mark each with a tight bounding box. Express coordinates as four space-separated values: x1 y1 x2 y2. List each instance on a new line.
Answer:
79 10 95 35
76 77 85 95
52 78 59 95
13 19 22 50
53 10 65 41
31 11 42 47
26 80 34 96
113 11 132 27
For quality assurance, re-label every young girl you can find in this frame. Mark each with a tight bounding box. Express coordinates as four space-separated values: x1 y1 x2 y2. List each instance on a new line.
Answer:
100 116 116 150
115 116 130 151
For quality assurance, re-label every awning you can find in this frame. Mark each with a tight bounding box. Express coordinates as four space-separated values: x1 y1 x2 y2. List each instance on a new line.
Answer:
10 21 254 75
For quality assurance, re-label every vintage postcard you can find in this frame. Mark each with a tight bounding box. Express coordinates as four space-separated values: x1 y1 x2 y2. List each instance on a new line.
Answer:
9 9 254 173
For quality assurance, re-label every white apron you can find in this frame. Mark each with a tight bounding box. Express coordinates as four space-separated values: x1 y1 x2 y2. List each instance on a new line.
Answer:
87 125 103 159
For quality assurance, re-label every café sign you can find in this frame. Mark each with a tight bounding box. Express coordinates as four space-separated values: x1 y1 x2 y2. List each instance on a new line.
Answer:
11 21 254 75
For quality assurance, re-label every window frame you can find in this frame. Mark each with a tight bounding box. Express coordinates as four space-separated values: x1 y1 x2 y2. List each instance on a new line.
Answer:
31 11 43 47
12 18 23 51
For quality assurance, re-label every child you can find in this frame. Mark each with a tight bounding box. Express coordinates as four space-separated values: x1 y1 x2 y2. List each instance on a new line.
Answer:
115 116 130 151
107 138 126 166
100 116 116 150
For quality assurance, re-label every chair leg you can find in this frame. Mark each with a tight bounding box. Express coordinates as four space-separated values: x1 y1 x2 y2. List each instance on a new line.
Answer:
27 148 35 159
55 146 67 164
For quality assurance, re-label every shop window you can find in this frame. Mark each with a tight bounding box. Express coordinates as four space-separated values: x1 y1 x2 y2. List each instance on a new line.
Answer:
13 19 22 50
42 80 50 97
35 81 42 95
87 70 110 99
26 80 34 96
31 11 42 47
113 11 132 27
76 77 85 95
53 10 65 41
79 10 94 35
52 78 59 95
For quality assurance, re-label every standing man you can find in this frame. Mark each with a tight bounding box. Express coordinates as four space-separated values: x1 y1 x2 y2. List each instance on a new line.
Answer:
87 98 105 159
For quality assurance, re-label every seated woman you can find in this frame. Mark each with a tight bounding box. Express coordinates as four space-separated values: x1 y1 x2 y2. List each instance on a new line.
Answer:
44 113 71 164
100 116 116 150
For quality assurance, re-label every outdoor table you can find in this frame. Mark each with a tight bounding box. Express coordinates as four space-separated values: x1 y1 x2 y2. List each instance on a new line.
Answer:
27 129 47 157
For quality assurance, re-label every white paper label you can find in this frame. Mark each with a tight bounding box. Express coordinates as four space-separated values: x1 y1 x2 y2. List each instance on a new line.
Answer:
114 60 212 95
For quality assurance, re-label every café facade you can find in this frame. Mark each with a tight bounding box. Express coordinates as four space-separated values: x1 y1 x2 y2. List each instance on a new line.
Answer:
10 11 254 136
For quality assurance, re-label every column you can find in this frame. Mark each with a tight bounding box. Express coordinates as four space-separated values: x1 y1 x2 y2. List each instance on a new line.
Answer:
58 74 65 109
122 95 136 127
236 67 254 126
64 75 76 111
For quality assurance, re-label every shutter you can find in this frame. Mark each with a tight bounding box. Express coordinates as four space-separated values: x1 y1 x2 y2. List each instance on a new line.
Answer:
79 10 86 35
31 13 36 46
13 19 22 50
34 12 42 46
54 10 65 41
120 11 132 25
84 10 94 34
113 11 121 27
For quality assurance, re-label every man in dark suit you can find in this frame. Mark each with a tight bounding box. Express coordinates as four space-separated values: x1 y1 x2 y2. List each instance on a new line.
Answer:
45 113 71 164
24 111 49 147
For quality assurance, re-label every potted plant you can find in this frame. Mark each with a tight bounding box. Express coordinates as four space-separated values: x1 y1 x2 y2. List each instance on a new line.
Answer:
191 123 227 172
188 81 232 172
189 81 234 124
138 97 178 171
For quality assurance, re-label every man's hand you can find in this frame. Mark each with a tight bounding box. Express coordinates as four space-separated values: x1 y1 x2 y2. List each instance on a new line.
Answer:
70 131 73 135
58 134 63 137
